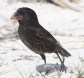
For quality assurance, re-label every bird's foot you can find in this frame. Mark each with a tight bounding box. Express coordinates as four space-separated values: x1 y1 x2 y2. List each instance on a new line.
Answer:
60 63 66 73
60 57 66 72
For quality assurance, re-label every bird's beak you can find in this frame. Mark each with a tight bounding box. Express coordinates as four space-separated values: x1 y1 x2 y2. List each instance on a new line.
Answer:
10 12 22 20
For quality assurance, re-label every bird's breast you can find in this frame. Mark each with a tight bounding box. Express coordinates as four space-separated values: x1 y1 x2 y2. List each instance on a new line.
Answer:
18 26 32 48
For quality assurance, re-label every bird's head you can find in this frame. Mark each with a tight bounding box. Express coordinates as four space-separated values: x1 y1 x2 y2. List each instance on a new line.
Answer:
11 7 38 24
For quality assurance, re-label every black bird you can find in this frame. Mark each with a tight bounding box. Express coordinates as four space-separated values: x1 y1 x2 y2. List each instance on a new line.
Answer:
11 7 71 72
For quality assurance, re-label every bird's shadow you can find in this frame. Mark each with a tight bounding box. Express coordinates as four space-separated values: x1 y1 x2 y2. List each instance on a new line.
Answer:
36 63 67 74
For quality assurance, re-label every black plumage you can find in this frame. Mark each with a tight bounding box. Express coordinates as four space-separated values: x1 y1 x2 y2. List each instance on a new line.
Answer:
11 7 71 72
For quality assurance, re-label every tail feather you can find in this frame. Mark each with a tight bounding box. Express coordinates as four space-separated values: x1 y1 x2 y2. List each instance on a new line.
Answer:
56 47 71 57
55 41 71 57
59 47 71 57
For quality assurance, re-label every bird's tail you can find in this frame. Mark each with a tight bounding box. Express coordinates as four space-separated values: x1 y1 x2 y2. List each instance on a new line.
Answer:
58 47 71 57
55 44 71 57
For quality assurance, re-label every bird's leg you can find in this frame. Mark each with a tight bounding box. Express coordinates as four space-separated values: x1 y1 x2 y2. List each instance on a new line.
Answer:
40 54 49 74
40 54 46 64
55 53 66 72
40 54 52 74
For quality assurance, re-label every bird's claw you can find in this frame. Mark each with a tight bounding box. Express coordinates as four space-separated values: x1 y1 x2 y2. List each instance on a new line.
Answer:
60 57 66 73
60 63 66 73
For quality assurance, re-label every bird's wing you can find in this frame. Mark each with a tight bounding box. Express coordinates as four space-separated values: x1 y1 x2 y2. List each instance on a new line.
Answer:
35 27 57 43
